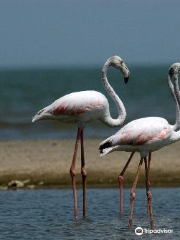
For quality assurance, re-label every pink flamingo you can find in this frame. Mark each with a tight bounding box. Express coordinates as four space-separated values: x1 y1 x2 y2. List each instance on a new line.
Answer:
32 56 130 219
99 63 180 229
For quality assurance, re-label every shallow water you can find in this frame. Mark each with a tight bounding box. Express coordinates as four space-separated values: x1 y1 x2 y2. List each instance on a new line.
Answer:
0 188 179 239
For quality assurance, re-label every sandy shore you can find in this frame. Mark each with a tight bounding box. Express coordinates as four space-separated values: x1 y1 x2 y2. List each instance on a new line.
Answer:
0 139 180 188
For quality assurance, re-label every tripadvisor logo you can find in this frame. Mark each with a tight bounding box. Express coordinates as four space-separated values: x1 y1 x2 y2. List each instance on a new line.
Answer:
135 227 143 235
135 227 173 235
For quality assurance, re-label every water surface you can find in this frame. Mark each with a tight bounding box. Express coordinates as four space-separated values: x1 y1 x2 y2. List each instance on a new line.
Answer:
0 188 179 239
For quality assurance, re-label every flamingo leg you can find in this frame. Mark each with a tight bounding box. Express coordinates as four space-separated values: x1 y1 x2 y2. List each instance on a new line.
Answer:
144 153 154 229
145 153 151 212
118 152 135 215
128 157 143 229
70 127 81 219
80 127 87 218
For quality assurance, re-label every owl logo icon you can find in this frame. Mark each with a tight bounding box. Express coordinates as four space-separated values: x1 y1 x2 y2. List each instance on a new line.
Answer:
135 227 143 235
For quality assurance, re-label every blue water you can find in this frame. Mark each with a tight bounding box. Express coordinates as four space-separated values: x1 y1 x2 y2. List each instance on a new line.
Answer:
0 65 176 140
0 188 179 239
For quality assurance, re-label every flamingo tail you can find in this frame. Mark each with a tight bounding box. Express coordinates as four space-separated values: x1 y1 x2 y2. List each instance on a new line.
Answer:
99 136 115 156
32 106 53 122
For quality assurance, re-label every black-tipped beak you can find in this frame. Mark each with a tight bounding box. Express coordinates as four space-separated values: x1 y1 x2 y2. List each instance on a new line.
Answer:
124 77 129 84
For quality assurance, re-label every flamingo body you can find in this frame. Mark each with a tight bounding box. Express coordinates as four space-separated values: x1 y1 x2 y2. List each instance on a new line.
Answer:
32 90 110 124
100 117 175 156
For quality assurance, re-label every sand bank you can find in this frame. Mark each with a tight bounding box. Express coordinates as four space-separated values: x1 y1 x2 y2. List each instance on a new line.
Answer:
0 139 180 188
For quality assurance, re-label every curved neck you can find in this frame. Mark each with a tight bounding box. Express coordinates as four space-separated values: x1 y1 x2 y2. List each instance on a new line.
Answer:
101 59 126 127
172 74 180 106
170 75 180 141
168 75 180 131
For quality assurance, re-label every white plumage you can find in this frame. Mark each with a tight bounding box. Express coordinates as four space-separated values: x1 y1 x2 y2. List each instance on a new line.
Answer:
100 117 173 156
33 90 109 123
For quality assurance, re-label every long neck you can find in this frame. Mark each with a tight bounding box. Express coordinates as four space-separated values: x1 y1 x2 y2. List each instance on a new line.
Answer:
170 73 180 141
172 74 180 107
101 60 126 127
168 75 180 131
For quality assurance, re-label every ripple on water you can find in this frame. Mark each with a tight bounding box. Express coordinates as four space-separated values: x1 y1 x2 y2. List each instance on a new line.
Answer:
0 188 179 239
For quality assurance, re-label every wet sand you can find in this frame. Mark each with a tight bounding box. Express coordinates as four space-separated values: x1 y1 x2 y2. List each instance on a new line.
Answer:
0 139 180 188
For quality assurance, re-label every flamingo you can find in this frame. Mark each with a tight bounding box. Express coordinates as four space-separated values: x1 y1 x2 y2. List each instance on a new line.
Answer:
32 56 130 219
99 63 180 229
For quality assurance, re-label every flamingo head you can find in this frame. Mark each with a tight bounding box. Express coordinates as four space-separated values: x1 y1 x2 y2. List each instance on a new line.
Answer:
168 63 180 107
109 56 130 84
169 63 180 77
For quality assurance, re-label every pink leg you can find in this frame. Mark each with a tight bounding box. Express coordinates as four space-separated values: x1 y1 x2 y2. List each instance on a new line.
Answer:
128 157 143 229
80 127 87 218
145 154 151 213
144 153 154 229
118 152 135 215
70 127 81 219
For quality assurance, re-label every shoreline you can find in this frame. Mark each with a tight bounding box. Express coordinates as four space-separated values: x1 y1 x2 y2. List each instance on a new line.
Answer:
0 139 180 189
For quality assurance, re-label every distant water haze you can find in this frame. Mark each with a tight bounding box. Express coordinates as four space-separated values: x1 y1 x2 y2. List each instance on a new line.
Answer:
0 65 176 140
1 1 180 68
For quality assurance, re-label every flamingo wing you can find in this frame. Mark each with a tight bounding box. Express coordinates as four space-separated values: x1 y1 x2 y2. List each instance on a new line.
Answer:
113 117 170 146
52 91 105 116
32 91 107 122
99 117 171 154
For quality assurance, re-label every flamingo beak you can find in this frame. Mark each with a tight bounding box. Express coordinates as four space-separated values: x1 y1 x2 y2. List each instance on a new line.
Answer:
124 76 129 84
